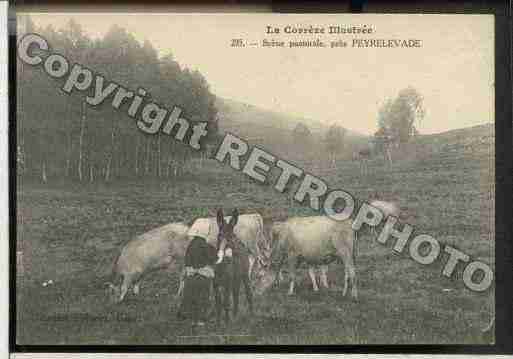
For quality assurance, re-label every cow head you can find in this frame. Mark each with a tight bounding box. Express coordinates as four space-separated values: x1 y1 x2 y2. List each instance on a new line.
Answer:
215 208 239 264
250 223 281 294
253 266 276 295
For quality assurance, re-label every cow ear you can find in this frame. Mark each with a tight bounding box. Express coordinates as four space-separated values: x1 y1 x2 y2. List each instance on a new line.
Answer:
229 209 239 228
216 209 225 228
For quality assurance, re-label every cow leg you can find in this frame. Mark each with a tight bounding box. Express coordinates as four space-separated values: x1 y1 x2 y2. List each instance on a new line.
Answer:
287 257 299 296
248 256 255 281
271 269 280 289
133 281 141 295
342 269 349 297
288 279 295 296
308 267 319 292
340 261 357 299
176 268 186 298
176 278 184 298
345 260 358 299
320 265 329 289
117 276 132 303
273 269 285 288
334 237 358 300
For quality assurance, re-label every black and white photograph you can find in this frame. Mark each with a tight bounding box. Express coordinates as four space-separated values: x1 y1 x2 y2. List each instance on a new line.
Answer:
14 12 496 346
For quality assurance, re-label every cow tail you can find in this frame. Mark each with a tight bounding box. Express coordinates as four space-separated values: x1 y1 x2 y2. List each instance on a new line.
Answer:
105 248 121 286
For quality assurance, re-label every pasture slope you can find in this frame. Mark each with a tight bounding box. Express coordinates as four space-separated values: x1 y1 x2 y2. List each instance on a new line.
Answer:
16 123 494 345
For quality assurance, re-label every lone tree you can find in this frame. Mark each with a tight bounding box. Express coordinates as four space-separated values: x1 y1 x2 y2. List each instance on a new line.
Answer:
375 87 425 165
377 86 425 145
324 124 346 166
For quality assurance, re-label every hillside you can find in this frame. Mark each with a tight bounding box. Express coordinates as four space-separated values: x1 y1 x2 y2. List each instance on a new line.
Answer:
215 97 367 154
414 123 494 150
215 97 494 162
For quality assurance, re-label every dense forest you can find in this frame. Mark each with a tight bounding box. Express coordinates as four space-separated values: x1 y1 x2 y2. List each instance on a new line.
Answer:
17 16 218 183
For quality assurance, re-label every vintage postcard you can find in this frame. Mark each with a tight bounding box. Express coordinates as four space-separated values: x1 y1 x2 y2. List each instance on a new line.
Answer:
15 13 495 345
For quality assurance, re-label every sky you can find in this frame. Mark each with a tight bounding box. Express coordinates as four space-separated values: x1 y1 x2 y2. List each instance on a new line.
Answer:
23 13 494 135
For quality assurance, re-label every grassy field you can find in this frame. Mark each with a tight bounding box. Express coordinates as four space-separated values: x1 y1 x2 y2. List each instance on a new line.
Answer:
15 125 495 345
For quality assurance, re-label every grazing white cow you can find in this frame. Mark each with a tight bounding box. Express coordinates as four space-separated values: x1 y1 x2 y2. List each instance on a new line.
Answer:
255 217 358 299
187 213 269 279
369 200 400 236
107 222 190 303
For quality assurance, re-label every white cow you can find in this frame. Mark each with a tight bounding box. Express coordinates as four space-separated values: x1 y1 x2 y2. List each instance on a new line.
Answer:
187 213 269 280
107 222 190 303
256 216 358 299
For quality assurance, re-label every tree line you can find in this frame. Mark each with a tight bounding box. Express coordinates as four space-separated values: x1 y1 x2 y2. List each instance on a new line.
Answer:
17 16 218 183
290 123 347 166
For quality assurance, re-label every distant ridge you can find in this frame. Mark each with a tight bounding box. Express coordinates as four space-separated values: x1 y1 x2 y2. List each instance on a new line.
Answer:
215 97 367 153
418 123 493 140
215 97 493 157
